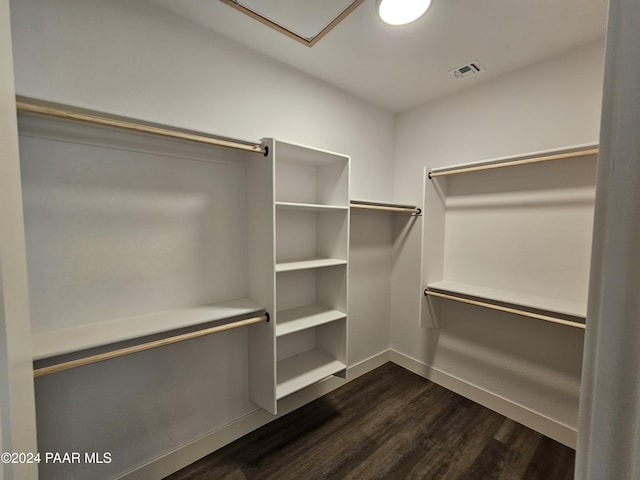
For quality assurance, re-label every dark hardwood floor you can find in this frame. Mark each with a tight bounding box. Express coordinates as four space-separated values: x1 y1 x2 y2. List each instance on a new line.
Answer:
165 362 575 480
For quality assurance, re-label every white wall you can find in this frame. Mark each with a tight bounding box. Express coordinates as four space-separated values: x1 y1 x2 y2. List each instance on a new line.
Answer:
391 41 605 442
9 0 395 202
8 0 396 478
0 0 39 478
348 214 393 364
577 0 640 476
394 41 605 205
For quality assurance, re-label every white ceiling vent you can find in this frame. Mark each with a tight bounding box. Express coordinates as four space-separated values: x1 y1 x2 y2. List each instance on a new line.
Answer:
449 61 485 79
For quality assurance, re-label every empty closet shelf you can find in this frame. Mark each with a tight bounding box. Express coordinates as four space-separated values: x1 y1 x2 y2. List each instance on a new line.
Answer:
425 281 586 329
276 202 348 212
276 350 346 399
33 312 269 378
276 257 347 272
276 305 346 337
31 297 266 361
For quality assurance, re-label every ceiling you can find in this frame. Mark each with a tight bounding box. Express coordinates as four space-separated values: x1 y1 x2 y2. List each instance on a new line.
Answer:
148 0 608 113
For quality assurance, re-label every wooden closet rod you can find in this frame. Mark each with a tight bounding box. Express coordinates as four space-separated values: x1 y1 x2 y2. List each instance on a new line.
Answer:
424 290 586 330
16 101 267 156
350 204 421 214
428 148 599 178
33 314 269 378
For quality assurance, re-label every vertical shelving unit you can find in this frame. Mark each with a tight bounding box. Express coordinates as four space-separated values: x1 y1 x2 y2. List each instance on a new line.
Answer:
14 100 353 479
272 140 350 402
15 103 351 432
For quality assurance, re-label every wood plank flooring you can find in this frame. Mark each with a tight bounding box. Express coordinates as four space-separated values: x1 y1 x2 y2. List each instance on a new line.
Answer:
165 362 575 480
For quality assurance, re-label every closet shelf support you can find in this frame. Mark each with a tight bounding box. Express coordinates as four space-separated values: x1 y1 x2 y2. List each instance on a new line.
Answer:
424 289 586 330
33 313 269 378
16 100 267 155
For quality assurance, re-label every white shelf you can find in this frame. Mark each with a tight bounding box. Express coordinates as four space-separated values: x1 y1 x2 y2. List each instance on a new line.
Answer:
32 297 265 360
427 280 586 318
272 139 349 408
275 257 347 273
276 202 348 212
275 139 349 166
276 349 346 399
276 305 346 337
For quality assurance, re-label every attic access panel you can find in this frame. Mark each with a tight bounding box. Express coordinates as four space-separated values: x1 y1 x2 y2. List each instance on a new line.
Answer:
220 0 366 47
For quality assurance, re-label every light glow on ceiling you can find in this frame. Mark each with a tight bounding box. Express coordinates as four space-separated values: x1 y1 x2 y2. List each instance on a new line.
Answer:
377 0 432 26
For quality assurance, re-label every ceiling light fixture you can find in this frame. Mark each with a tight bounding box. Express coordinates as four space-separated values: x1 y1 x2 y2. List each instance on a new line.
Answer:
377 0 432 26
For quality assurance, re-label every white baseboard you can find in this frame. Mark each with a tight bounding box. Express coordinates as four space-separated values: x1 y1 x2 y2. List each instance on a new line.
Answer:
116 350 391 480
118 348 575 479
388 349 577 449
